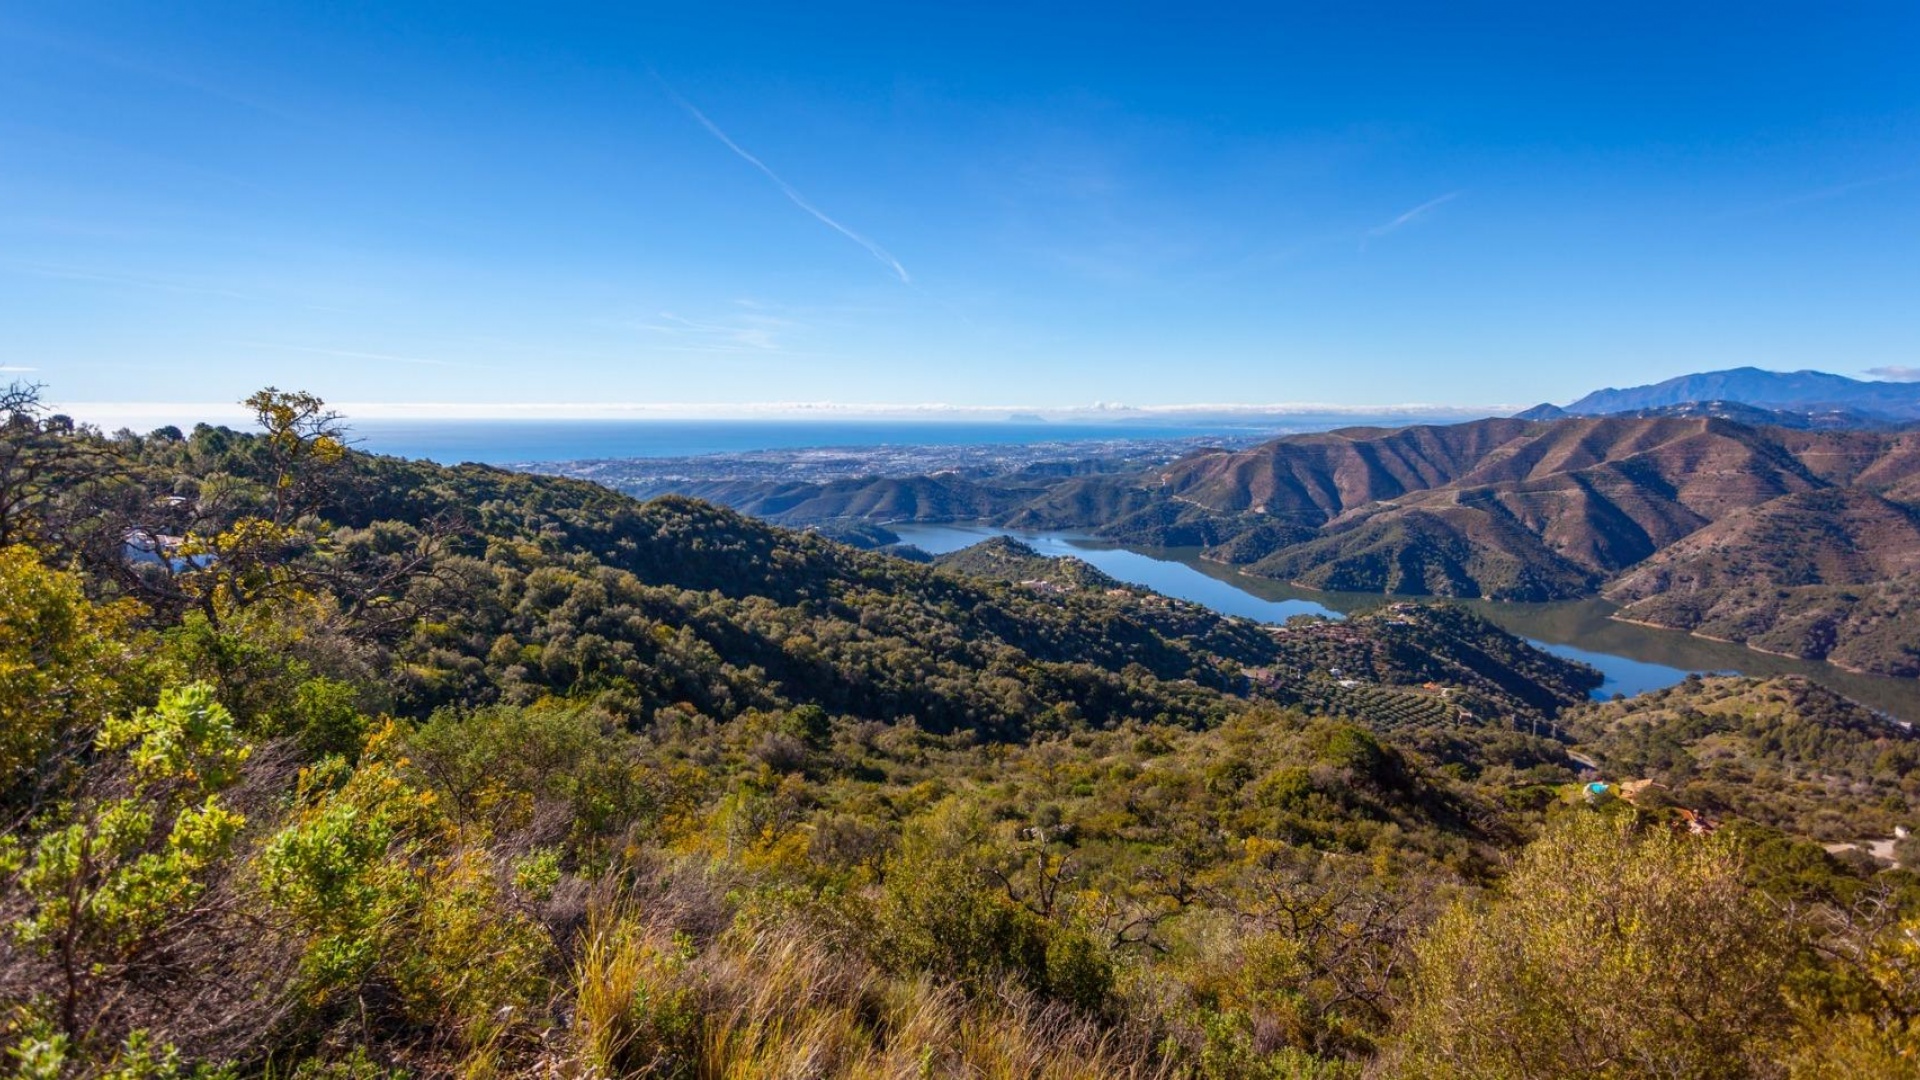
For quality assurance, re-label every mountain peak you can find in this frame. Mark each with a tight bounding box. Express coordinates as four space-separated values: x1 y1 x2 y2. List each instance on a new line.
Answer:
1513 402 1570 421
1563 367 1920 419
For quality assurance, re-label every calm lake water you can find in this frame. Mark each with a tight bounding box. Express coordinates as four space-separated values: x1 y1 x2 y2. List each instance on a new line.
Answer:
889 523 1920 722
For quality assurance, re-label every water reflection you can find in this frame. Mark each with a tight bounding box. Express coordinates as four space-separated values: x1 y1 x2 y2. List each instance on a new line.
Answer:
893 524 1342 623
891 523 1920 720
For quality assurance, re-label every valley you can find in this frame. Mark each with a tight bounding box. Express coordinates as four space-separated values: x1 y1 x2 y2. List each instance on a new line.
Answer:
888 523 1920 722
544 409 1920 688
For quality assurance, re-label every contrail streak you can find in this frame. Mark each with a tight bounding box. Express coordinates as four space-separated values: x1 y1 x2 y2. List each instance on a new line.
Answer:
1368 191 1463 238
663 85 910 284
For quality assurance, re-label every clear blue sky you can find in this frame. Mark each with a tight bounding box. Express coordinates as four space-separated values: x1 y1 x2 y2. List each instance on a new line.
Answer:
4 2 1918 416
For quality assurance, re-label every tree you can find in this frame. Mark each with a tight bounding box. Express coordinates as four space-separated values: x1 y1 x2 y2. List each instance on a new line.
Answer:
0 382 122 551
1202 838 1431 1053
1382 811 1795 1079
0 382 54 546
165 391 448 638
165 391 347 622
874 798 1112 1012
241 388 346 527
255 722 549 1052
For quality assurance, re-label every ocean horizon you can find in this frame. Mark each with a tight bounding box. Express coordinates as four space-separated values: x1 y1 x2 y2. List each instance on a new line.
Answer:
340 417 1296 465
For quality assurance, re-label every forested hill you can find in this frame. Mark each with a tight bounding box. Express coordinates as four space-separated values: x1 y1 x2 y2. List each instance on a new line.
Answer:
87 420 1594 738
7 390 1920 1079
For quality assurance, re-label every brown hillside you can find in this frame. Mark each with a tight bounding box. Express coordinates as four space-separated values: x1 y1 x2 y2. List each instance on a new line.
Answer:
1606 489 1920 602
1155 417 1890 599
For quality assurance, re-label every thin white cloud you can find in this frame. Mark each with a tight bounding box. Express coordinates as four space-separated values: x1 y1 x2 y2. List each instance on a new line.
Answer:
636 312 787 353
1366 191 1463 240
1866 365 1920 382
5 261 257 300
1724 171 1917 218
0 365 37 373
661 82 911 284
239 343 469 368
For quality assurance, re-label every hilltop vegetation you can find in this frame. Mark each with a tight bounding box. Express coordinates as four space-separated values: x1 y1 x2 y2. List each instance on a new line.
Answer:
1565 675 1920 845
1611 572 1920 677
929 535 1123 590
6 388 1920 1078
926 537 1602 746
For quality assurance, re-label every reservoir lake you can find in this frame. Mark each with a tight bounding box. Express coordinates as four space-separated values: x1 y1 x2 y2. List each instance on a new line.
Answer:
888 523 1920 723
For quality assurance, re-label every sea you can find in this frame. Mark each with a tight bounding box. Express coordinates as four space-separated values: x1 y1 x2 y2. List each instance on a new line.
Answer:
342 419 1281 466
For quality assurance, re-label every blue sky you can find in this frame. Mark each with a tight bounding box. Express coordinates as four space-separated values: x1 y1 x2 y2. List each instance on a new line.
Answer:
4 2 1918 419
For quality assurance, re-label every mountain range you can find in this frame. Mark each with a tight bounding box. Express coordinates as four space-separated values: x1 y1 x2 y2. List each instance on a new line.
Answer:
575 398 1920 677
1520 366 1920 426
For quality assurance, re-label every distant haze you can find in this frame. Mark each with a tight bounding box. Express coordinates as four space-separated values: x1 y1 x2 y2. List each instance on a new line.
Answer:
54 399 1506 433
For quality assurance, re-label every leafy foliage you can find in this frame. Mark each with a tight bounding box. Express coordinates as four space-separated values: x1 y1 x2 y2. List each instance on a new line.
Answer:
0 547 145 805
4 684 249 1047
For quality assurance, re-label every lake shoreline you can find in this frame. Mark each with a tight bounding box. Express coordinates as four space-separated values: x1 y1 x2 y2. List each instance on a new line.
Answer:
884 522 1920 723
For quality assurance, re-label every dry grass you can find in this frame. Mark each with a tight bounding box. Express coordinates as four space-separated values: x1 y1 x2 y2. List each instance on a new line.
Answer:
562 895 1168 1080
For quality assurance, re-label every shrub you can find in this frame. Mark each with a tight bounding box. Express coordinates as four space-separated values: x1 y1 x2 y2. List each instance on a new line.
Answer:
4 684 249 1048
1382 811 1794 1078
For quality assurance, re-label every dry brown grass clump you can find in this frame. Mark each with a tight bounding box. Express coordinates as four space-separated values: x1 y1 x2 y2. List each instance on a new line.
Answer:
561 899 1167 1080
